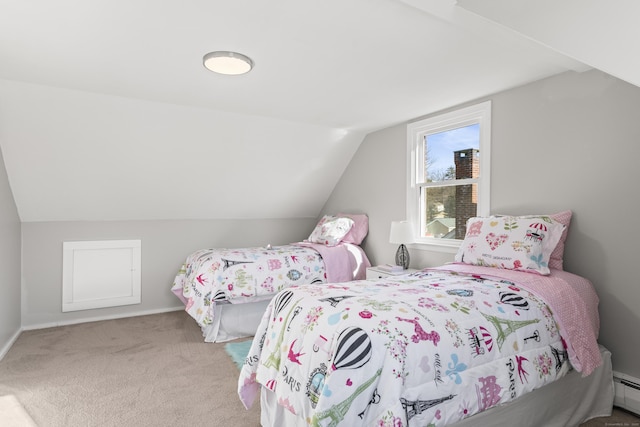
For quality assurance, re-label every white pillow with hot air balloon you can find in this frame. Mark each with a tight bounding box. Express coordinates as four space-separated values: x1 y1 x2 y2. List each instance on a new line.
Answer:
454 215 565 275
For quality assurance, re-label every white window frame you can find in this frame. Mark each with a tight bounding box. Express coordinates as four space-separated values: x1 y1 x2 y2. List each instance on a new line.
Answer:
406 101 492 253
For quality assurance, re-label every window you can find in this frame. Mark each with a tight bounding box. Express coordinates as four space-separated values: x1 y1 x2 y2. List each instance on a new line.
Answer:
406 101 491 251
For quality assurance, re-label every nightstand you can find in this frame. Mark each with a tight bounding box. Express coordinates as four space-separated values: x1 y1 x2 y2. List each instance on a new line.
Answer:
366 265 418 280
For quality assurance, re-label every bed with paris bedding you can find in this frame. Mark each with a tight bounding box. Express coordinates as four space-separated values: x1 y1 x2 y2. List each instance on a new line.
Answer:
237 213 613 426
171 214 371 342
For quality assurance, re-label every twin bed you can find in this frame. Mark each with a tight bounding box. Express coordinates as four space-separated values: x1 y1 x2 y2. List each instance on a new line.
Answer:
171 214 371 342
172 211 614 426
233 212 614 426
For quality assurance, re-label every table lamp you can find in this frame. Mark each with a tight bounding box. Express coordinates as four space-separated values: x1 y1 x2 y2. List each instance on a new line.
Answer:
389 220 413 269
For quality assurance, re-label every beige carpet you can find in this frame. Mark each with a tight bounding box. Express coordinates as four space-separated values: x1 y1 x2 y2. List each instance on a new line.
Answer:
0 311 260 426
0 310 638 427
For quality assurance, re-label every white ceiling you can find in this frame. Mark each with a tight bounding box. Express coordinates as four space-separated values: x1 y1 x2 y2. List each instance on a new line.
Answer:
0 0 633 222
456 0 640 90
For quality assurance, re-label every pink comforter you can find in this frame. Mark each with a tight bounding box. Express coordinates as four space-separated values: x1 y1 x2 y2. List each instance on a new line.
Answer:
431 263 601 376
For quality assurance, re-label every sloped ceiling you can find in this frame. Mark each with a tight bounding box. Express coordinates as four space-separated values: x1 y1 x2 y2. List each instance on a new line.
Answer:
0 0 615 222
456 0 640 89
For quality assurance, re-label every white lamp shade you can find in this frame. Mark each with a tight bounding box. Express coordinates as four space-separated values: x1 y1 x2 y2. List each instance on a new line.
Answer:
389 220 414 244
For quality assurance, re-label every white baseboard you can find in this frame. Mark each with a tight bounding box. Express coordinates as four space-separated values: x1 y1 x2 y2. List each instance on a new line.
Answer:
0 328 23 362
1 307 186 362
614 370 640 416
21 306 185 332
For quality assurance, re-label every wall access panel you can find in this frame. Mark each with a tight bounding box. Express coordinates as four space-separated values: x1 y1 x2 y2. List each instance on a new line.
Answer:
62 240 141 312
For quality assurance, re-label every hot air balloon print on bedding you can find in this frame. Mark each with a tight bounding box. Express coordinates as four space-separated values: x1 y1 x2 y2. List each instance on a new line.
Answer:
331 327 372 371
239 263 601 426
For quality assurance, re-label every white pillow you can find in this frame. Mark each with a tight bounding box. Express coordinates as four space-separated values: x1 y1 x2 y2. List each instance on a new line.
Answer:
495 211 572 271
454 215 565 275
308 215 354 246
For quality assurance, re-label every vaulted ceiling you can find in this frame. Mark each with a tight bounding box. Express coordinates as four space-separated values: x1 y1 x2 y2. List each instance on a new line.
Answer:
0 0 635 222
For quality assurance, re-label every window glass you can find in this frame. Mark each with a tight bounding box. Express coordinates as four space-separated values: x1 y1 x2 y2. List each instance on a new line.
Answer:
423 184 477 240
407 101 491 251
425 124 480 183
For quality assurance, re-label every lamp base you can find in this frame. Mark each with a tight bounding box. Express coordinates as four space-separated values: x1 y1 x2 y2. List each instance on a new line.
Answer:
395 244 410 270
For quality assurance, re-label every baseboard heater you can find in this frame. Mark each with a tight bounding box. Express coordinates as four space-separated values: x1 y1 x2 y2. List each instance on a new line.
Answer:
614 371 640 415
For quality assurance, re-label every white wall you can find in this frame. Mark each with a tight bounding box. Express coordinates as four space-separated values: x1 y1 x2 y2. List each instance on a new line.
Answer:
21 218 317 328
322 69 640 379
0 146 21 355
0 79 364 222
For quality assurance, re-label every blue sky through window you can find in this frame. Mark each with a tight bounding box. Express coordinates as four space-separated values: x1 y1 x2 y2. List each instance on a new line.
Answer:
426 123 480 180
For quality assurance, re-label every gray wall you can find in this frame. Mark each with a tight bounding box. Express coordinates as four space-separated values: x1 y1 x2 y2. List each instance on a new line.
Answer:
0 147 21 354
322 69 640 379
21 218 317 328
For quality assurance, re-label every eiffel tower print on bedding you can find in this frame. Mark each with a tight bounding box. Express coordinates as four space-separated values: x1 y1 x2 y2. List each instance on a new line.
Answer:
238 263 602 427
171 241 370 332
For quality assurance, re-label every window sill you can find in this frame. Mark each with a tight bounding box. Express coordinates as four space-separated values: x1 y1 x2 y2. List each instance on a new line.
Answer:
408 240 460 254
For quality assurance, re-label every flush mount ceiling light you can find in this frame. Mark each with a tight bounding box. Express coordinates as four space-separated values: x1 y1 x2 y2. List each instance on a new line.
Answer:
203 51 253 75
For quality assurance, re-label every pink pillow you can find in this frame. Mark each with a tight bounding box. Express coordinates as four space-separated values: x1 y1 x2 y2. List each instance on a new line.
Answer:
548 210 572 270
337 213 369 245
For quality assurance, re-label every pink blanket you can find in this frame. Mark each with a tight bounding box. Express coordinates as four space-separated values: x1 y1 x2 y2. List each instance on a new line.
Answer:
295 241 370 282
430 263 602 376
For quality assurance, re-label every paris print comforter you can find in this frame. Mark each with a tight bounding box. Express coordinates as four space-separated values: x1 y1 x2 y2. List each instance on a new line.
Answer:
171 243 369 328
238 264 602 427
